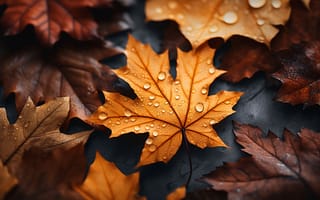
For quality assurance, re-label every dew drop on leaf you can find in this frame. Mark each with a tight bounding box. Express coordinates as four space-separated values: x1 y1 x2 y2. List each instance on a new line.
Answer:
175 95 180 100
154 102 160 107
248 0 266 8
209 25 218 33
224 100 231 105
98 112 108 120
124 109 132 117
256 18 265 25
148 145 157 152
222 11 238 24
145 138 153 145
208 67 215 74
271 0 282 8
209 119 216 125
143 83 151 90
134 126 140 131
152 131 159 137
195 103 204 112
157 72 166 80
149 95 155 100
201 88 208 95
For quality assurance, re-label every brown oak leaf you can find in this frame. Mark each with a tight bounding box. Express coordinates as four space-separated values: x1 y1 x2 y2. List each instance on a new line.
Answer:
89 35 242 166
146 0 290 48
273 41 320 106
272 0 320 51
218 36 281 82
5 144 86 200
0 97 91 174
204 122 320 200
0 32 134 124
0 160 17 200
75 152 145 200
0 0 112 44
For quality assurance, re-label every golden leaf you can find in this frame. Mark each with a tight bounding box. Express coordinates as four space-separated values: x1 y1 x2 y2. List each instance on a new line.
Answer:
146 0 291 47
76 152 145 200
0 160 17 199
89 35 242 166
166 186 186 200
0 97 91 173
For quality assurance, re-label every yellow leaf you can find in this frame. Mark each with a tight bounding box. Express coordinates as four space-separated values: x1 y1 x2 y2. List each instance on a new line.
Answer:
89 35 242 166
0 160 17 200
76 152 145 200
166 186 186 200
146 0 291 47
0 97 91 173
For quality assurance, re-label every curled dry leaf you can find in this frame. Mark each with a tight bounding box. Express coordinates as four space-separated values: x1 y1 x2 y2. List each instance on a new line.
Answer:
166 186 186 200
0 32 134 124
6 144 86 200
204 122 320 200
0 97 91 174
272 0 320 51
0 0 113 44
75 152 145 200
218 36 280 82
0 160 17 200
89 35 242 166
146 0 290 47
273 41 320 106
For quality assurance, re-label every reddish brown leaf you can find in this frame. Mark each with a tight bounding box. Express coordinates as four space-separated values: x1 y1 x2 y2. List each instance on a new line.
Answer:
273 41 320 106
204 122 320 200
272 0 320 51
0 160 17 199
5 144 87 200
0 0 113 44
0 32 134 124
219 36 281 82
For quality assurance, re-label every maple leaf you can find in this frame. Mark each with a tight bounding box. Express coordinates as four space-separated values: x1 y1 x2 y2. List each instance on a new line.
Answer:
273 41 320 106
218 36 281 82
6 144 86 200
89 35 242 166
0 97 91 174
0 160 17 199
0 32 134 124
272 0 320 51
203 122 320 200
75 152 145 200
0 0 113 45
146 0 291 47
166 186 186 200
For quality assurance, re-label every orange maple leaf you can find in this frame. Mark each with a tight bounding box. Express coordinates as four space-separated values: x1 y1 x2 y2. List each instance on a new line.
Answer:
75 152 145 200
146 0 291 47
0 0 111 44
89 35 242 166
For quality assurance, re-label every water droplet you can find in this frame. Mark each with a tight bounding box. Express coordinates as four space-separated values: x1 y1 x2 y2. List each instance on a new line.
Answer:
161 109 166 113
145 125 150 130
209 119 216 125
152 131 159 137
24 122 29 128
208 67 215 74
155 7 163 13
256 18 265 26
248 0 266 8
168 1 177 9
186 26 193 31
26 103 30 107
147 102 153 106
174 80 180 85
202 123 208 128
162 156 167 160
271 0 282 8
175 95 180 100
162 124 167 128
98 112 108 120
201 88 207 95
145 138 153 145
47 108 51 112
130 118 136 122
15 127 19 131
143 83 151 90
131 47 136 52
224 100 231 105
124 109 132 117
149 95 155 100
222 11 238 24
154 102 160 107
150 124 155 128
195 103 204 112
18 116 22 119
148 145 157 152
164 101 169 105
134 126 140 131
157 72 166 80
209 25 218 33
206 59 212 65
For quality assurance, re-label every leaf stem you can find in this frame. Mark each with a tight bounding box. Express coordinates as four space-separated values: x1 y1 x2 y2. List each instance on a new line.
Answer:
181 128 192 189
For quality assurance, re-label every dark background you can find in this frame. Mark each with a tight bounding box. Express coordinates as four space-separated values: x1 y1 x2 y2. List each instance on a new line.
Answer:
1 0 320 200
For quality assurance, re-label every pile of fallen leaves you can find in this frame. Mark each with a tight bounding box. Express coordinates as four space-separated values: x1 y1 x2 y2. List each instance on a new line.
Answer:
0 0 319 199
